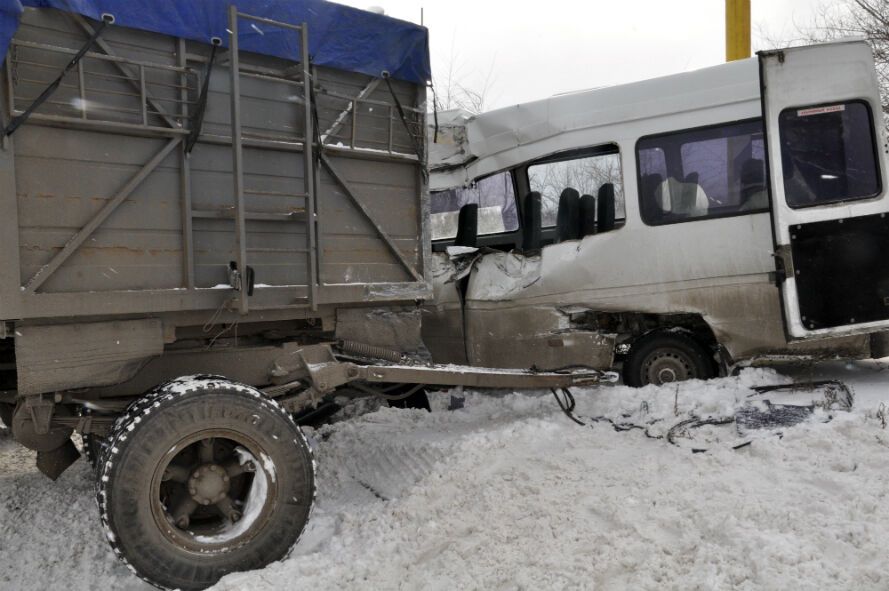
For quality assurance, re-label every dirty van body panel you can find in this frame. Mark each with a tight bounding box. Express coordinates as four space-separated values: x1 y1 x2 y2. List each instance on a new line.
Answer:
420 254 469 365
461 215 787 364
761 40 889 340
458 251 868 370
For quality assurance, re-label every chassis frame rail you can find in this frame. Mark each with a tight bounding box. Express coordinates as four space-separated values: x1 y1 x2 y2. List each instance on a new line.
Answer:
284 344 615 395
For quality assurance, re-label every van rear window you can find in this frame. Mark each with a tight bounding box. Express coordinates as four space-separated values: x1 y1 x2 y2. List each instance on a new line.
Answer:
778 101 881 208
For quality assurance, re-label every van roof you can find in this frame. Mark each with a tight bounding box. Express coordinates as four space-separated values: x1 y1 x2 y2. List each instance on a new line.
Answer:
431 56 761 189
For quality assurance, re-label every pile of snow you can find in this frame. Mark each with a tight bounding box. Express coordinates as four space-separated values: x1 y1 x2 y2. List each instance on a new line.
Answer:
2 363 889 590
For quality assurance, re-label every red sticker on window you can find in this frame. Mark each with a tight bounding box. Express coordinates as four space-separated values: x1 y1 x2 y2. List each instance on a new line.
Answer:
797 104 846 117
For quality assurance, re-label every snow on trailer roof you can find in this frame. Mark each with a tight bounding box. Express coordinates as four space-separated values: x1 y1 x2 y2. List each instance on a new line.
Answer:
0 0 431 84
431 56 761 190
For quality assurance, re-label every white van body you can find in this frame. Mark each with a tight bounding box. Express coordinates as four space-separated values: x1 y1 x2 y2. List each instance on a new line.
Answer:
424 40 889 384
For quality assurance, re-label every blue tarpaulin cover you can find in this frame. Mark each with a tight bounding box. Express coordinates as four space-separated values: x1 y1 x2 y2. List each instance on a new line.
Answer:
0 0 430 84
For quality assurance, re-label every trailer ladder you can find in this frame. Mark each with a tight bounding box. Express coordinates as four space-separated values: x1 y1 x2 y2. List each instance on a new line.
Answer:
225 7 319 314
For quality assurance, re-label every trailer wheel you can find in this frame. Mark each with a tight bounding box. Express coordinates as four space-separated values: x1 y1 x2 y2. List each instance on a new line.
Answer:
97 376 315 591
623 332 715 387
81 433 100 469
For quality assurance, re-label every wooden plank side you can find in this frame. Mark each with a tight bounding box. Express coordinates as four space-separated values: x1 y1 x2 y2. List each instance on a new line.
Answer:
14 127 185 290
2 9 427 321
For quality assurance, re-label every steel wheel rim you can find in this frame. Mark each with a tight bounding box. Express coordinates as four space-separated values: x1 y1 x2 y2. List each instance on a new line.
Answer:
149 428 278 554
641 349 695 385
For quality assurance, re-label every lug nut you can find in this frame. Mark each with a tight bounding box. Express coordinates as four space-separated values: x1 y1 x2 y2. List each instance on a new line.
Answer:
176 517 189 529
189 487 196 495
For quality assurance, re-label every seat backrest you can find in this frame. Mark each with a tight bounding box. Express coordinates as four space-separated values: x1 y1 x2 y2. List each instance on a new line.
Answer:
597 183 616 233
661 176 708 217
640 173 664 221
739 158 767 210
579 194 597 237
454 203 478 248
521 191 542 251
556 187 581 242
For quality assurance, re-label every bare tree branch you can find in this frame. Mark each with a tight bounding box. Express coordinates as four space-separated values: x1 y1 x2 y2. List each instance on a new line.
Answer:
781 0 889 114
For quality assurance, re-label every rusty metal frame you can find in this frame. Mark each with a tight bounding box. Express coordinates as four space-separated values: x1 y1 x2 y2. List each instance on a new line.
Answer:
6 38 195 134
72 14 184 130
228 6 249 314
288 344 609 395
320 152 423 282
23 137 182 292
321 77 380 144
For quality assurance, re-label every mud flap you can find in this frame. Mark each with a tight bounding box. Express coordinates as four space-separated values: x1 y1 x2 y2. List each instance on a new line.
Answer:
36 438 80 480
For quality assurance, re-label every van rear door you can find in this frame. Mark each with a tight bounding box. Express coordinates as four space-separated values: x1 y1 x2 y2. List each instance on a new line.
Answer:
760 40 889 340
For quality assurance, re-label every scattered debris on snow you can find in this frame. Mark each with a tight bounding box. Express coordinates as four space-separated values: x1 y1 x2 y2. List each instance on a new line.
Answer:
2 363 889 590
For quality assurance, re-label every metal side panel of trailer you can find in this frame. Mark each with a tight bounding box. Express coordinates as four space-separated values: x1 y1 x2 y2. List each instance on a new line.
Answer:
0 7 431 322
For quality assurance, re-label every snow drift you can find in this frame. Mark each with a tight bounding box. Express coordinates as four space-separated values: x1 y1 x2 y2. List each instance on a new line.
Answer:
2 364 889 590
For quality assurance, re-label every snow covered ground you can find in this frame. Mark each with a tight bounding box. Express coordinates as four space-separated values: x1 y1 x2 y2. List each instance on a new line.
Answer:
2 361 889 590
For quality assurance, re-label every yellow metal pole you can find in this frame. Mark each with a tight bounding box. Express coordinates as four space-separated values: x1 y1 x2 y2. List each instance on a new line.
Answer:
726 0 751 61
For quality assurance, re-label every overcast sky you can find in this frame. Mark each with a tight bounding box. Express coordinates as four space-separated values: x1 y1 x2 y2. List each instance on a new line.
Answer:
334 0 827 110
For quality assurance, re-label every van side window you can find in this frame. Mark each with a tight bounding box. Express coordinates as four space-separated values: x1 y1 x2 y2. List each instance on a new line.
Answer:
779 101 881 208
527 148 624 229
637 119 767 226
430 172 519 241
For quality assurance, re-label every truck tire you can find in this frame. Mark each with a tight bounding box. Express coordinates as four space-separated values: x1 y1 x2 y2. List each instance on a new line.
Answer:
97 376 315 591
81 433 100 469
623 332 715 387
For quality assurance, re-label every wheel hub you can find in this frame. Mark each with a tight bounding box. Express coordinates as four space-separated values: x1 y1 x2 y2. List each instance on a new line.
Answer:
188 464 230 505
657 366 678 383
645 352 693 385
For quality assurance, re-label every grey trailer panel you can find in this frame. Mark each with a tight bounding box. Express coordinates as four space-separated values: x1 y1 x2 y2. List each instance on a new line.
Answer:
15 319 163 395
0 8 429 322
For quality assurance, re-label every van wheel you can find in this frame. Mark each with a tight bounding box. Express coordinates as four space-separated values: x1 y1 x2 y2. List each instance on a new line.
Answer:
623 332 715 387
97 376 315 591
